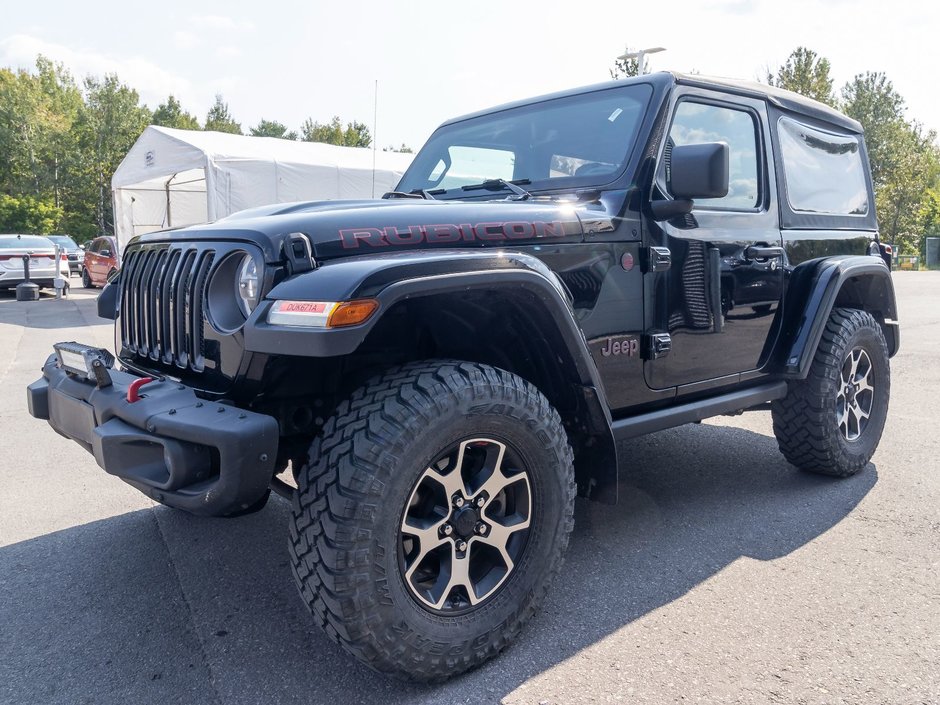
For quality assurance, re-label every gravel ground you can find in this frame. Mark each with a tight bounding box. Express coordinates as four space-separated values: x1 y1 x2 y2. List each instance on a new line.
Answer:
0 273 937 705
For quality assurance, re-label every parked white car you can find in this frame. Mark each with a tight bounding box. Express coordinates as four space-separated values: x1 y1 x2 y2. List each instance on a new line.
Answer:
0 235 69 291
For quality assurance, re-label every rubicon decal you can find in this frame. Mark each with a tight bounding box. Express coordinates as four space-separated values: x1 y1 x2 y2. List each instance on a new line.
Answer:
339 221 573 249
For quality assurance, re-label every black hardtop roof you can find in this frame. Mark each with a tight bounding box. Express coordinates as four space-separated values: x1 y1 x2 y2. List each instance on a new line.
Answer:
439 71 863 134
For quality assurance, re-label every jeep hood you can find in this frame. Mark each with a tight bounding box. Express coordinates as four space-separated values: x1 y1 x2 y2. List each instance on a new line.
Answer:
129 198 598 262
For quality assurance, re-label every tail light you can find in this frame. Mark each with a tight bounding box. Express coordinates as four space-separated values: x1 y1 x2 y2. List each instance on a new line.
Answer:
879 243 893 269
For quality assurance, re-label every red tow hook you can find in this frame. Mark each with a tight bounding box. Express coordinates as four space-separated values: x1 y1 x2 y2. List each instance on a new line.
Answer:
126 377 154 403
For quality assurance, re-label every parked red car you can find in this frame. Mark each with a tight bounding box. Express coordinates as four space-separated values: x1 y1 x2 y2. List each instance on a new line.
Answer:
81 236 119 288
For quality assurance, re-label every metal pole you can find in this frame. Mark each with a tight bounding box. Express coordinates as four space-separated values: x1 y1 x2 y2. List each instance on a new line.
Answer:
372 79 378 198
54 244 62 300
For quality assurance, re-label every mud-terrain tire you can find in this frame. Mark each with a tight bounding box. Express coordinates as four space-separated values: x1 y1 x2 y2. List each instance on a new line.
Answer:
772 307 890 477
288 360 576 681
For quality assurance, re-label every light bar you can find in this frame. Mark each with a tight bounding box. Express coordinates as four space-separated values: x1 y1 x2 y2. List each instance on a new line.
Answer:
267 299 378 328
53 341 115 380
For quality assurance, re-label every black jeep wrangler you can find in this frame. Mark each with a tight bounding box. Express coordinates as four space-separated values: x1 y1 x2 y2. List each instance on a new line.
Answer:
27 72 898 681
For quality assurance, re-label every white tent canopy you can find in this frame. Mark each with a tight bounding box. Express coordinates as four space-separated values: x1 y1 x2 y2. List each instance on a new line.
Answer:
112 126 415 249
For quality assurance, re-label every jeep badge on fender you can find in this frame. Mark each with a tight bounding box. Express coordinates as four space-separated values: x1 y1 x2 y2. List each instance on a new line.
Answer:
601 337 639 357
27 72 898 682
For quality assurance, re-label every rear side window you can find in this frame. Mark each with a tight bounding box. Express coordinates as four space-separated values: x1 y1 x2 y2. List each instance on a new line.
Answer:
778 117 868 215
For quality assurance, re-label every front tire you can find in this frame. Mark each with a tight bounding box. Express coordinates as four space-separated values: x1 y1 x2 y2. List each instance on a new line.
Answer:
288 360 576 681
772 308 890 477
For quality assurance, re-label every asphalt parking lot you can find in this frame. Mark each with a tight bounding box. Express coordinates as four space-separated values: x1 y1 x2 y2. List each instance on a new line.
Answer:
1 273 937 705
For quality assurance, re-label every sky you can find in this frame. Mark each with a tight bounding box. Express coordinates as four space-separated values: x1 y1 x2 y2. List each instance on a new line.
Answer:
1 0 938 151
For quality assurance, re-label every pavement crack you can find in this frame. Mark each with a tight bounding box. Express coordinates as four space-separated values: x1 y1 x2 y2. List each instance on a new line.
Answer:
150 508 225 705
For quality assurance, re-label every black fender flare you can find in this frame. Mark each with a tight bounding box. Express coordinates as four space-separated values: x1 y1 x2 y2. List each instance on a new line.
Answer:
772 255 899 378
244 249 619 503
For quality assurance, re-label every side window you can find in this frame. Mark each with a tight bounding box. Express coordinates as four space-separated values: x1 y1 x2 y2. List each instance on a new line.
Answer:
87 239 99 254
666 101 760 209
778 117 868 215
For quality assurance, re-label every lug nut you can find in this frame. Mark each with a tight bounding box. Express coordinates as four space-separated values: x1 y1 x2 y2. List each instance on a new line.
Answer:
475 495 486 508
441 524 453 536
475 522 488 536
453 495 465 508
456 540 468 552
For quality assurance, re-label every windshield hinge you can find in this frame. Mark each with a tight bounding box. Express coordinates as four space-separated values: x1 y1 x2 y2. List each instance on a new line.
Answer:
285 233 316 274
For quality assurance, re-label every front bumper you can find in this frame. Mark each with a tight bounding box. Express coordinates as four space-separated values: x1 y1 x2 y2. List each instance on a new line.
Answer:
27 352 279 516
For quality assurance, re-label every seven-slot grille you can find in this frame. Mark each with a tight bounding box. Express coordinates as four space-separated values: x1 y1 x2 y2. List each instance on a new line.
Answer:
119 245 216 372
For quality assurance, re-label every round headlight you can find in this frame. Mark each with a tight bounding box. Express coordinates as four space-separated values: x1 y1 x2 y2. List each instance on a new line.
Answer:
236 255 259 316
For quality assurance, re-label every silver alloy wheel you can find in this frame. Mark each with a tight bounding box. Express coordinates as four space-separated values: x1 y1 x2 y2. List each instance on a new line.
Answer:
399 438 532 613
836 347 875 441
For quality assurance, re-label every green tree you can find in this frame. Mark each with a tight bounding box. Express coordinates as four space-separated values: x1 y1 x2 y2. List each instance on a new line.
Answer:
919 188 940 264
74 74 152 235
343 121 371 148
384 143 413 153
152 95 200 130
249 118 298 140
842 72 940 253
0 193 63 233
301 116 343 144
767 47 836 106
301 116 371 147
610 54 640 79
204 94 242 134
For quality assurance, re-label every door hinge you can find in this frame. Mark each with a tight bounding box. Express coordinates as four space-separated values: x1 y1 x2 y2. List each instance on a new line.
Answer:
642 246 672 273
643 333 672 360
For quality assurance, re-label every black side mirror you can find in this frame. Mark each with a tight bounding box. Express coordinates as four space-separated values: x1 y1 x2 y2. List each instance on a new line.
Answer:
670 142 730 199
99 249 111 258
650 142 730 222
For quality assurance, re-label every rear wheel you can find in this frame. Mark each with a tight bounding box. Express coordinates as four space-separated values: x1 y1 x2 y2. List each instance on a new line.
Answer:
80 268 93 288
772 308 890 477
288 360 576 681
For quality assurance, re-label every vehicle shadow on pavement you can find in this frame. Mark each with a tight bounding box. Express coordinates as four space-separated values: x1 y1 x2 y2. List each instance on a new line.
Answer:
0 421 876 705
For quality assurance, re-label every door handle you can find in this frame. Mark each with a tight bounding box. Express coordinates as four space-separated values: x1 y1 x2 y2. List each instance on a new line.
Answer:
745 245 785 260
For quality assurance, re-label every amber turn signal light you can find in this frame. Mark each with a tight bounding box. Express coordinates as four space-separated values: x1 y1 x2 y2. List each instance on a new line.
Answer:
327 299 379 328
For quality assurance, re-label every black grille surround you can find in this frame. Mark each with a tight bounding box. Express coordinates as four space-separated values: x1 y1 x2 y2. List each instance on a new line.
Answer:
118 241 259 375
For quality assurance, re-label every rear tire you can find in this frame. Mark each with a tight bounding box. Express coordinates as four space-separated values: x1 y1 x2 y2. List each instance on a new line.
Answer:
288 360 576 681
81 268 93 288
772 308 890 477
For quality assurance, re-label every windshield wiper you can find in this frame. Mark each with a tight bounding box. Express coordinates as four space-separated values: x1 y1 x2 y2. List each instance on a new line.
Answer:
461 178 532 200
382 189 439 200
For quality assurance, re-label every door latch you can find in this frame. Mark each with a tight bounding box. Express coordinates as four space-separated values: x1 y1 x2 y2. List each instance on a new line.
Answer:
642 246 672 273
643 333 672 360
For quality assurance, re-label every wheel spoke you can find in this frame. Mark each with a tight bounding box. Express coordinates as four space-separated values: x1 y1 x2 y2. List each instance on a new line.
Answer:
423 453 468 499
849 349 862 379
475 515 530 573
838 405 850 437
852 401 870 422
473 441 525 502
854 351 872 384
435 547 478 608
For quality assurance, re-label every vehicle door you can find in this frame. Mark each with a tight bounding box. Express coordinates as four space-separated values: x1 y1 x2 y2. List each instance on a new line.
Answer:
84 238 101 279
644 90 783 393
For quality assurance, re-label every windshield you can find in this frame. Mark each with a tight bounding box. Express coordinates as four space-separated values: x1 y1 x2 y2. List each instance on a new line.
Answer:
398 83 653 198
47 235 78 248
0 236 54 249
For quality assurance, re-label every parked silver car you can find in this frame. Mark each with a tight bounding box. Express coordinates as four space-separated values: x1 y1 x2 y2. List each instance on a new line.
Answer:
0 235 68 290
46 234 84 275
